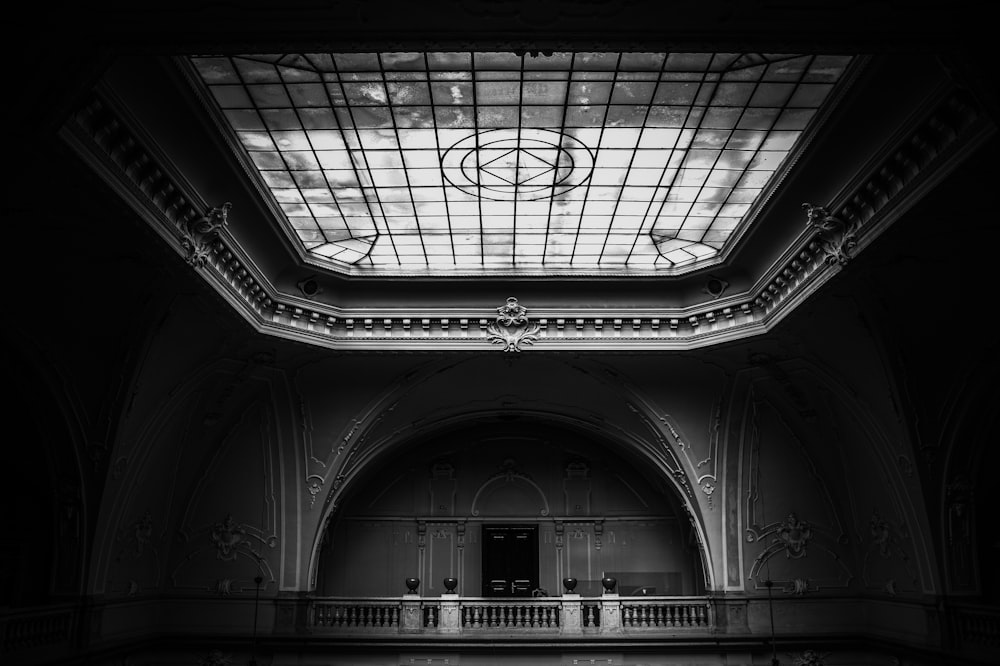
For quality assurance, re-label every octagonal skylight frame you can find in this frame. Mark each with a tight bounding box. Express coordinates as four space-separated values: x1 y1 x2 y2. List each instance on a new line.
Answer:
187 51 854 277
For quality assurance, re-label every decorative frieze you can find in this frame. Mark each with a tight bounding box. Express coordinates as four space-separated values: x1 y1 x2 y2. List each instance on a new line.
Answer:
62 84 992 351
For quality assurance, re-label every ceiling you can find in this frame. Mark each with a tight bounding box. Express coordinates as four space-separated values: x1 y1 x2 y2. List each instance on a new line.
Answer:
185 51 854 277
19 2 996 351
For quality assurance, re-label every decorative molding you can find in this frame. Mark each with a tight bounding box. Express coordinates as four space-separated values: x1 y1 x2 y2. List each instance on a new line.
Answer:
115 510 156 563
211 514 249 562
801 203 859 266
179 202 231 268
61 65 993 351
774 512 813 559
486 297 541 352
199 650 232 666
790 650 829 666
169 513 278 590
747 510 853 592
470 458 550 517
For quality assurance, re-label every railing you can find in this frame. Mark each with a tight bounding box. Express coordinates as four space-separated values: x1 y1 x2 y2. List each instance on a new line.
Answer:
0 603 76 655
621 598 710 628
308 595 712 636
949 602 1000 652
459 598 562 630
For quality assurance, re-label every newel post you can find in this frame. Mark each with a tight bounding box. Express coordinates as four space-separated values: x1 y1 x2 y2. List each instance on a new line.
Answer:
600 576 622 634
401 597 423 633
439 588 461 634
560 593 583 634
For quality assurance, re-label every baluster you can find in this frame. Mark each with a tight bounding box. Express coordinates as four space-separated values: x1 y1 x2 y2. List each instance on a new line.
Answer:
392 606 399 627
520 605 527 627
503 605 510 628
683 605 692 626
653 605 661 627
487 606 495 627
347 606 356 626
530 605 538 627
462 606 469 627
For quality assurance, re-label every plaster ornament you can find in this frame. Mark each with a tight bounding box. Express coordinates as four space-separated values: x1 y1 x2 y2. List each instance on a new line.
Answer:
870 510 893 557
792 649 830 666
486 297 540 352
116 510 155 561
199 650 232 666
179 202 230 268
216 578 233 596
802 202 860 266
775 513 812 558
210 514 246 561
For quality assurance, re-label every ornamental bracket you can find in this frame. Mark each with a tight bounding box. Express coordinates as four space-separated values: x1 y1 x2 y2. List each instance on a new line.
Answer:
802 202 860 266
179 202 231 268
486 297 541 352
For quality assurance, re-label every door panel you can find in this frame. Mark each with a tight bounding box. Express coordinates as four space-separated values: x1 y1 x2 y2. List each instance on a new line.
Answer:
481 524 538 597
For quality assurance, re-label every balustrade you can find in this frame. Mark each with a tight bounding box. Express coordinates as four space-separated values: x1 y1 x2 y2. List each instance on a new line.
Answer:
308 595 712 636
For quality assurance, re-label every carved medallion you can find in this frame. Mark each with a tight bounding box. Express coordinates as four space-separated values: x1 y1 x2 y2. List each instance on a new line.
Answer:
486 297 541 351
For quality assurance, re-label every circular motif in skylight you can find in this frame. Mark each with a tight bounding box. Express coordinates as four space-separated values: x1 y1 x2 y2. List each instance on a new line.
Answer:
441 129 593 201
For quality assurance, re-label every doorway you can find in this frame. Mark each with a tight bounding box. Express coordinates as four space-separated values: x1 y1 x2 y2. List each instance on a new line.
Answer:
481 524 538 597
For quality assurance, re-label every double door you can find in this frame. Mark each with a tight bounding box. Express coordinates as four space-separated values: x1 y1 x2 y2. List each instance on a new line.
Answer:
481 524 538 597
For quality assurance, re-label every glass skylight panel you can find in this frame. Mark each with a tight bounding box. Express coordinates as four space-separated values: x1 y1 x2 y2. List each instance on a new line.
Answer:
191 52 852 274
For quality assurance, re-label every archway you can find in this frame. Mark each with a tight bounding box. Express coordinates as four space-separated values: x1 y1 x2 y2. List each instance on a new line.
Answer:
315 415 707 598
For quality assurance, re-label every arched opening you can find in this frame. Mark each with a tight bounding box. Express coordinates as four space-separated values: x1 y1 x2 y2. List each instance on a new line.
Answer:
316 415 707 598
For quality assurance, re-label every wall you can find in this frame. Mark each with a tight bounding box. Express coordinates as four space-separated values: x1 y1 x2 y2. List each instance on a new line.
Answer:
317 422 703 597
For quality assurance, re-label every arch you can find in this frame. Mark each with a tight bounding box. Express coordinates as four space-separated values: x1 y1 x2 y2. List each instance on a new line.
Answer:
307 404 716 593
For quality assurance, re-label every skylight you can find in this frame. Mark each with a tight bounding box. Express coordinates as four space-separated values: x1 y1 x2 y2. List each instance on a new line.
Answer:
190 52 852 275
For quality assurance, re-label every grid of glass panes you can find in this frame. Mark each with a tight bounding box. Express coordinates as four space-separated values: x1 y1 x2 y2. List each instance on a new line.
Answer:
191 52 851 272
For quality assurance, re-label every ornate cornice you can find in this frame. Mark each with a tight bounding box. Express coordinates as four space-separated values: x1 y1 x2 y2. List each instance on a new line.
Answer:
61 83 993 351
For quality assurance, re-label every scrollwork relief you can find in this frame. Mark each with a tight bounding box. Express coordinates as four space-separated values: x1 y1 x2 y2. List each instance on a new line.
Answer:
790 649 829 666
775 512 813 559
306 475 324 508
116 510 156 562
802 202 860 266
486 297 541 352
748 510 853 592
169 513 277 590
179 202 230 268
199 650 232 666
211 514 248 561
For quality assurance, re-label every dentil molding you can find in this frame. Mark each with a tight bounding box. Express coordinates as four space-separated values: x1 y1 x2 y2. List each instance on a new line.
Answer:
61 83 993 351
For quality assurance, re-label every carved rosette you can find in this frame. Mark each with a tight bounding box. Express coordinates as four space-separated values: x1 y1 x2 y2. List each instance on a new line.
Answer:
179 202 231 267
802 202 860 266
486 297 541 351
